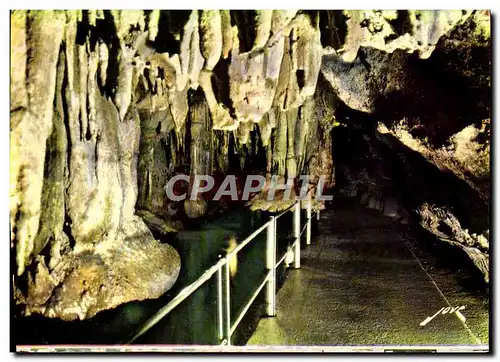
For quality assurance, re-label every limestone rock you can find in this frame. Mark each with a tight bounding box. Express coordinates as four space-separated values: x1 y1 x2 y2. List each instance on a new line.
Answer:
10 10 66 275
26 217 180 321
379 119 490 201
382 197 399 218
338 10 476 62
11 10 181 320
200 11 223 71
229 36 285 123
418 203 489 283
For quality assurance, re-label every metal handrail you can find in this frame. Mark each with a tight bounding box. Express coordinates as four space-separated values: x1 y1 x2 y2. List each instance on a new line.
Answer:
276 247 292 267
126 197 319 346
300 221 308 237
275 203 297 220
230 270 270 336
226 219 272 259
127 258 227 344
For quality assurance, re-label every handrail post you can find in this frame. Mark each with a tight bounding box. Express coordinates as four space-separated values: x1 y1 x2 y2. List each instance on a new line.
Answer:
224 261 231 345
216 264 224 344
217 259 231 346
306 194 312 246
293 201 301 269
265 217 277 316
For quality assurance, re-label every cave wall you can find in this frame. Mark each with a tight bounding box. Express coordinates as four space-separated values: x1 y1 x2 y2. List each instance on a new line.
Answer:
320 10 491 197
332 124 489 282
320 10 490 282
10 10 185 321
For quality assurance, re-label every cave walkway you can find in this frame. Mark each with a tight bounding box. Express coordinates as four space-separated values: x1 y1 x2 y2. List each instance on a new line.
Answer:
247 206 486 349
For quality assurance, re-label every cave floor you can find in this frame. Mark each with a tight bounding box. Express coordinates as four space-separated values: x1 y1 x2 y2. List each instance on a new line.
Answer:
247 206 489 349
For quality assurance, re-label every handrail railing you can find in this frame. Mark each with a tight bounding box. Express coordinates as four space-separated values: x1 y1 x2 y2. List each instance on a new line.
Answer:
126 196 319 346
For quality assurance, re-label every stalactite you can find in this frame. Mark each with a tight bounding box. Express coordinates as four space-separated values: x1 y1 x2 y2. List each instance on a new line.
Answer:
286 107 298 177
147 10 160 42
266 144 273 174
77 44 89 139
213 130 229 173
220 10 233 59
115 47 136 121
199 69 237 130
10 10 28 113
295 99 313 175
111 10 145 41
200 10 222 71
32 46 68 258
271 10 298 36
188 11 205 89
257 113 273 147
341 11 364 63
11 10 66 275
252 10 273 50
273 35 293 111
228 21 285 123
296 13 323 100
10 11 27 230
98 40 109 90
180 12 195 77
184 92 212 218
237 120 253 145
87 45 99 139
273 109 288 176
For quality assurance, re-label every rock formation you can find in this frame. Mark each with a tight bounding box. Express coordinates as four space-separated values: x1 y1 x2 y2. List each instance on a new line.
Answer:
320 10 490 282
10 10 490 320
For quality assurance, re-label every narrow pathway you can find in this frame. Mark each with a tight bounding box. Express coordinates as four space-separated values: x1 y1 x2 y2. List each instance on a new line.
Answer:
247 206 487 347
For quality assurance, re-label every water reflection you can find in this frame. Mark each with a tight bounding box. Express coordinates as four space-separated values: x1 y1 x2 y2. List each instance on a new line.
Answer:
14 206 297 346
137 207 290 345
